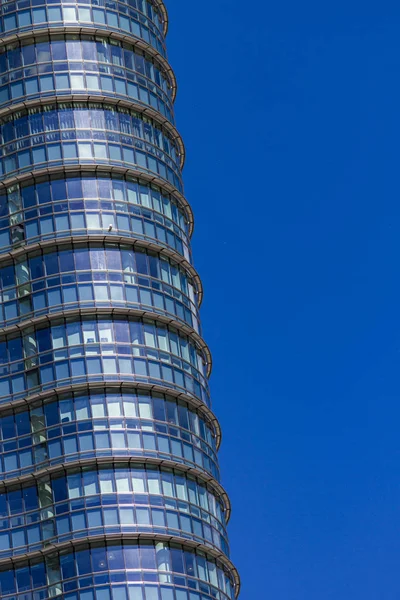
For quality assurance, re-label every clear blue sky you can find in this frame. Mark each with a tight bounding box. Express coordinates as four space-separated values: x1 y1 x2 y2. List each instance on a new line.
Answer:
166 2 400 598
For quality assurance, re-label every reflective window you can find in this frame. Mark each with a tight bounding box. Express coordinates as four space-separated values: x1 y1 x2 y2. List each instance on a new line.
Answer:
0 103 181 189
0 390 219 480
0 243 199 331
0 103 180 167
0 541 236 600
0 389 219 479
0 317 209 407
0 174 190 259
0 35 174 121
0 465 228 556
0 0 167 57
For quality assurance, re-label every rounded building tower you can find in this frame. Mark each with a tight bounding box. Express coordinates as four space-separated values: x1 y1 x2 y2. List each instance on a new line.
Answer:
0 2 240 600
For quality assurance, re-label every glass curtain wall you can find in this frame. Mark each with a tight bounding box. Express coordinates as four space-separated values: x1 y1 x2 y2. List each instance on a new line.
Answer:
0 2 240 600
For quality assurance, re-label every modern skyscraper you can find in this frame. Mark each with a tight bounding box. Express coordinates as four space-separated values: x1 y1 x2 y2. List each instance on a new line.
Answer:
0 2 240 600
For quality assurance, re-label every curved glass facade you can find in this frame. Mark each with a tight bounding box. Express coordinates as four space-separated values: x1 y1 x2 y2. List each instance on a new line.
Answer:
0 243 200 331
0 1 167 57
0 464 229 557
0 3 240 600
0 388 220 480
0 35 175 121
0 174 192 260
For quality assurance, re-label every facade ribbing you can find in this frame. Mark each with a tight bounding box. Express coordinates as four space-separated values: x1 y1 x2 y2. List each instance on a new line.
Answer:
0 2 240 600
